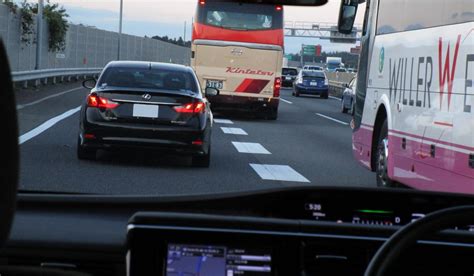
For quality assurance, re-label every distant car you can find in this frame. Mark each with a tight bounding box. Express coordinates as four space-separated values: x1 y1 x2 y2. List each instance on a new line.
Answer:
77 61 217 167
281 67 298 87
303 65 323 71
341 76 357 114
335 68 347 73
293 70 329 99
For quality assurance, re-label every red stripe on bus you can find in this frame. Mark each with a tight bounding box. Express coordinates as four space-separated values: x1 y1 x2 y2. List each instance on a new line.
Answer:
235 79 254 92
235 79 270 93
433 121 454 127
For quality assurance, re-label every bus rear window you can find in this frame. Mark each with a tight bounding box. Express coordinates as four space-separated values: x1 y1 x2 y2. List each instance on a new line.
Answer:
197 2 283 30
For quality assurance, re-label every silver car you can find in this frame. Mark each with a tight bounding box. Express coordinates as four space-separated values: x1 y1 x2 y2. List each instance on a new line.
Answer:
341 76 356 114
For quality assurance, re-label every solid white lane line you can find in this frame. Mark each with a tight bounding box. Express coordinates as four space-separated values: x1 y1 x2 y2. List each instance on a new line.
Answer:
214 119 233 124
329 96 342 101
232 142 271 154
221 127 248 135
250 164 310 182
315 113 349 126
16 87 83 110
280 98 293 104
19 106 81 144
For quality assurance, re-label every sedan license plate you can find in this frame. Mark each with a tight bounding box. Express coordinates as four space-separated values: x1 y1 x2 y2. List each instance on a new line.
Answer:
285 76 291 80
133 104 159 118
206 80 223 89
310 81 318 86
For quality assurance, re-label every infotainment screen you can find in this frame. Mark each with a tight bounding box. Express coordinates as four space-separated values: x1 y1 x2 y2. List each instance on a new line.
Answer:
166 244 272 275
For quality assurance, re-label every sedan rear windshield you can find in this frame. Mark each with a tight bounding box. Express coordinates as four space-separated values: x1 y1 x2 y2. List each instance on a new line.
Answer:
98 67 198 93
302 71 325 78
282 68 298 75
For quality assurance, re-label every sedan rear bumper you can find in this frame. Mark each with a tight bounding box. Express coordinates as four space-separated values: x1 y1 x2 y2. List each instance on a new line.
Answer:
294 84 328 95
80 120 210 155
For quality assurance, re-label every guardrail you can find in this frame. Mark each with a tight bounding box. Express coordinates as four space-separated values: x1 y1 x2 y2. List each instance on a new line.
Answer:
12 68 102 88
326 72 355 98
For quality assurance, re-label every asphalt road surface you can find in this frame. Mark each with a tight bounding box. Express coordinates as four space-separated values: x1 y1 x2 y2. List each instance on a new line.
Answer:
16 82 375 195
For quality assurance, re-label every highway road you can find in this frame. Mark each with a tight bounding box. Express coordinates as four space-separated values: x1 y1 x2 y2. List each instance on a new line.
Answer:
16 82 375 195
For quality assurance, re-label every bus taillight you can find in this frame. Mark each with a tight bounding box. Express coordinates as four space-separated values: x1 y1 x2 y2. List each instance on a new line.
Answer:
273 77 281 98
198 0 205 5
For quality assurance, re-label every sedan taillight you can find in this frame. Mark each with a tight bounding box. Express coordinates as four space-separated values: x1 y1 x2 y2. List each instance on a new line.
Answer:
87 93 119 109
173 101 206 113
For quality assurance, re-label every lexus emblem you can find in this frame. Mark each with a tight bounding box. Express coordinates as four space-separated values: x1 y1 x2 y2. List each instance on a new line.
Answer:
142 94 152 100
231 48 243 56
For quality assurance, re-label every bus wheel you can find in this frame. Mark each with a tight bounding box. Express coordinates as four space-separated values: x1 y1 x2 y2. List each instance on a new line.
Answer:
375 119 395 187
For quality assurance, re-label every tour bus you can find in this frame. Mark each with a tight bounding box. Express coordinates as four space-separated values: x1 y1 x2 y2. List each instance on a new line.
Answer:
191 0 284 120
338 0 473 194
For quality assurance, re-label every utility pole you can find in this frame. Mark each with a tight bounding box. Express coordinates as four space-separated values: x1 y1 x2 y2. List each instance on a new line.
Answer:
183 20 186 42
35 0 44 70
300 44 304 67
117 0 123 60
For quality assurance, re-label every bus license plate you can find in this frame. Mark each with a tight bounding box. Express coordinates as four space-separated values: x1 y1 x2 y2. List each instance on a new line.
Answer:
206 80 223 89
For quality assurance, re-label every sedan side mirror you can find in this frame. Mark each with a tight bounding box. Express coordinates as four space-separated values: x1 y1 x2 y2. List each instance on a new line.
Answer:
82 78 96 89
344 83 350 88
338 0 358 34
205 87 219 97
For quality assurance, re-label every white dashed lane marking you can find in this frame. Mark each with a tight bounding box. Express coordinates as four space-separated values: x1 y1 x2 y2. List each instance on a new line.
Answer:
232 142 271 154
214 119 233 124
315 113 349 126
280 98 293 104
221 127 248 135
249 164 310 182
19 106 81 144
17 87 83 110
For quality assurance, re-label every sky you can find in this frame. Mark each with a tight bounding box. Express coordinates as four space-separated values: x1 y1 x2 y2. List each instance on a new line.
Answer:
24 0 365 54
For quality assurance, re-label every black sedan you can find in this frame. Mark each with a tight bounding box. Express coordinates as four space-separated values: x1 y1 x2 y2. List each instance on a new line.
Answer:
281 67 298 87
77 61 218 167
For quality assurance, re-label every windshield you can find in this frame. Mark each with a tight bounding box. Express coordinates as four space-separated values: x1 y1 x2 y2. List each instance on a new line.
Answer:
302 71 325 78
9 0 473 198
282 68 297 75
98 67 198 92
197 2 283 30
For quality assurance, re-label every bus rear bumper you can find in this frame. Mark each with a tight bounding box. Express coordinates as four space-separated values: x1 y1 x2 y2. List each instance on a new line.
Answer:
209 94 279 112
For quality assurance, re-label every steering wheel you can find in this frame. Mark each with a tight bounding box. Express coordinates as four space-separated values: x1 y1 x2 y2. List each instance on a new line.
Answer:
365 205 474 276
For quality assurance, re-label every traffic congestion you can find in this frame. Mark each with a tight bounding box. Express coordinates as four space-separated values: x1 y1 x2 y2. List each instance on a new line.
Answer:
13 0 377 196
12 0 473 196
1 0 473 275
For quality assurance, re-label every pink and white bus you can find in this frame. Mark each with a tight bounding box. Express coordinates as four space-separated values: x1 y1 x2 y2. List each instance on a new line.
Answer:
340 0 473 194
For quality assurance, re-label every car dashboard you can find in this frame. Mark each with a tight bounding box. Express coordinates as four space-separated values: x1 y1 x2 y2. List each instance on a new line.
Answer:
2 187 474 276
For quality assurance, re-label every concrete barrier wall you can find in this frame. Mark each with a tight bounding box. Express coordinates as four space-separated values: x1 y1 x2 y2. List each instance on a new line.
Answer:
325 72 356 84
0 4 190 72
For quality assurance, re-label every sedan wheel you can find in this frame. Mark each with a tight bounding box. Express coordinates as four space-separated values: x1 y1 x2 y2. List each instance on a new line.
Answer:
341 99 348 113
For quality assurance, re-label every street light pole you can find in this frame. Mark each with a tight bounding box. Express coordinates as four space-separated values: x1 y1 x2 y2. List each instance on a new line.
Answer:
184 20 186 42
35 0 44 70
117 0 123 60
